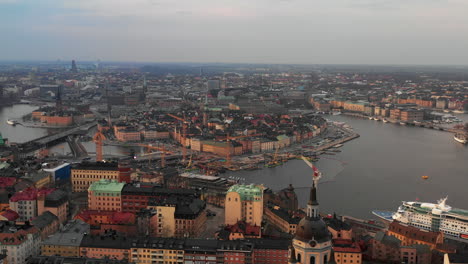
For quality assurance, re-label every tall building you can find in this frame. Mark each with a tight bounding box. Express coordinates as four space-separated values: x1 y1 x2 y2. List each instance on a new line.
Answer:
71 162 127 192
225 184 263 226
88 179 125 211
289 180 332 264
71 60 77 72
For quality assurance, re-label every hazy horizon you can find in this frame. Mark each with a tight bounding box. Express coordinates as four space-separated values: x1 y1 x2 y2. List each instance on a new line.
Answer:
2 0 468 65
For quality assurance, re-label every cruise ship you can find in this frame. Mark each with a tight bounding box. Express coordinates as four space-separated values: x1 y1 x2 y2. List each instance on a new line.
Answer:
373 197 468 240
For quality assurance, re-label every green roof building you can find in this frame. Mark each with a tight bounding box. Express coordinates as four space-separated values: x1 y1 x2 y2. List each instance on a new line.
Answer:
226 184 264 226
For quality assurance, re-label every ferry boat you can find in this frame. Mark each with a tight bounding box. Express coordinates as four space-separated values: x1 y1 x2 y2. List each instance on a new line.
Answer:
454 133 468 144
6 119 18 126
373 197 468 240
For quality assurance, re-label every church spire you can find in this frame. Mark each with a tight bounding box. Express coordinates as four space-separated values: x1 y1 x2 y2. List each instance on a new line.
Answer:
306 179 319 219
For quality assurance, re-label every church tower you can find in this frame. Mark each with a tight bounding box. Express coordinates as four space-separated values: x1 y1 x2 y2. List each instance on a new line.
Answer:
290 177 332 264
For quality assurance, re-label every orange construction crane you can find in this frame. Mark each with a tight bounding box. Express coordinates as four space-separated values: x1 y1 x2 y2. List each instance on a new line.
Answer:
93 128 106 162
138 144 173 168
225 133 263 166
167 113 190 162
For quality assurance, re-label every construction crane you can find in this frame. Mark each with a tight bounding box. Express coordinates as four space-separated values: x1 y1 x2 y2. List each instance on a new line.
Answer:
138 144 173 168
225 133 263 166
301 156 322 187
167 113 190 162
93 128 106 162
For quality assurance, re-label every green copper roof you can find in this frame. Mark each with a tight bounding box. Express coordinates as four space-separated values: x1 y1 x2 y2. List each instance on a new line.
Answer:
88 179 125 195
227 184 263 201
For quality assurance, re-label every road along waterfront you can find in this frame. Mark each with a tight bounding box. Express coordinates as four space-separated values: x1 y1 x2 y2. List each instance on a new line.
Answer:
224 114 468 219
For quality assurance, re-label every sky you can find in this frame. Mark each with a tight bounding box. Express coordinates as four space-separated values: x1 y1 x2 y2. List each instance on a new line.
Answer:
1 0 468 65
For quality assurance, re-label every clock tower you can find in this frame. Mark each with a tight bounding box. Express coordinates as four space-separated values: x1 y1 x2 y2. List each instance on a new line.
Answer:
289 180 332 264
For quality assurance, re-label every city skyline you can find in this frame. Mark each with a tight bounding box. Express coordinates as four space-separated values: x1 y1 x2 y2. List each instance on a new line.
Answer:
1 0 468 65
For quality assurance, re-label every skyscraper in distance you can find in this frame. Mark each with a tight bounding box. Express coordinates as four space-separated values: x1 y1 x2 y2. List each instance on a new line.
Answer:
71 60 77 72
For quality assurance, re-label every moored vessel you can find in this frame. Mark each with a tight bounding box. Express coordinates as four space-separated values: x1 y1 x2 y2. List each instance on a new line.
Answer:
374 197 468 241
6 119 18 126
454 133 468 144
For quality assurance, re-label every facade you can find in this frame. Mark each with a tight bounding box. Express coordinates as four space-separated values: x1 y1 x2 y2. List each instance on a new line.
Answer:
37 189 69 224
79 235 130 260
71 162 121 192
9 187 55 221
88 179 125 211
0 225 40 264
115 128 141 142
41 219 90 257
264 205 301 235
387 221 444 250
31 211 60 240
400 109 424 122
120 184 198 213
332 239 362 264
147 196 207 238
225 184 263 226
75 210 136 236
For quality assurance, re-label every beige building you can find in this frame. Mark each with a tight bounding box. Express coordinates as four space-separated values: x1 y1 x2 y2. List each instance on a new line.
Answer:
225 184 263 226
71 163 120 192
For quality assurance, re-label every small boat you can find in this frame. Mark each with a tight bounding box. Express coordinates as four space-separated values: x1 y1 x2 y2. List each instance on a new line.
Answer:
6 119 18 126
399 122 406 126
454 133 468 144
383 119 389 123
368 117 373 120
422 175 429 180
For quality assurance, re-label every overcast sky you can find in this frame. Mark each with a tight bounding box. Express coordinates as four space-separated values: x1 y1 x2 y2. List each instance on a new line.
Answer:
1 0 468 65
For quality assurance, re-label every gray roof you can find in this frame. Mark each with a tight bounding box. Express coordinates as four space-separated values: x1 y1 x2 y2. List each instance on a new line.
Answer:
32 211 58 229
41 220 90 247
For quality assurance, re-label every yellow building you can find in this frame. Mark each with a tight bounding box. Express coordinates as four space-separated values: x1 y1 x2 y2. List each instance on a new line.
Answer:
147 205 176 237
71 163 120 192
41 219 90 257
225 184 263 226
130 238 184 264
332 240 362 264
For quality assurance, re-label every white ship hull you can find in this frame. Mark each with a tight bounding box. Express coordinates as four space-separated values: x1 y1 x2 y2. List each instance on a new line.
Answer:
6 119 17 126
454 135 468 144
388 198 468 240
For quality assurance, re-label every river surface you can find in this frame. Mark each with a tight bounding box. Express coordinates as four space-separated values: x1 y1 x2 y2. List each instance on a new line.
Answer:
1 104 467 219
224 114 468 219
0 104 51 143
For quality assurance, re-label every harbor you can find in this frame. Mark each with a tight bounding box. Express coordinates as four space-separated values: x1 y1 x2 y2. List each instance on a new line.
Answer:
1 104 468 219
223 114 468 219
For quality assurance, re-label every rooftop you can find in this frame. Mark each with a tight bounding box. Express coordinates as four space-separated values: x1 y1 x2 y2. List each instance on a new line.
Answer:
31 211 58 229
41 220 90 247
72 162 119 171
227 184 263 201
88 179 125 193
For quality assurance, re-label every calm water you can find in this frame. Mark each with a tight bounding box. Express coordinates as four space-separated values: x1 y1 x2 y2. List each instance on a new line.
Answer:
2 105 467 219
0 104 50 143
225 115 468 219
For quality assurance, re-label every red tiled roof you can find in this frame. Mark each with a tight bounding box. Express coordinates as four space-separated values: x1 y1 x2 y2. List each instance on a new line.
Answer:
225 221 260 236
332 239 362 253
0 227 38 245
389 221 441 244
75 210 135 225
0 209 19 221
10 187 56 202
0 177 16 188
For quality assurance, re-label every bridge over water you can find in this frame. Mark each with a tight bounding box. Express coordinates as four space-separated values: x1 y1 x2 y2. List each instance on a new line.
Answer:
16 122 97 155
